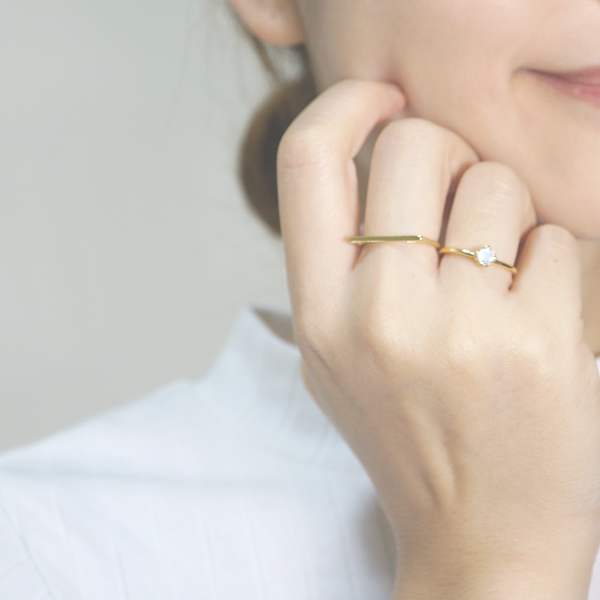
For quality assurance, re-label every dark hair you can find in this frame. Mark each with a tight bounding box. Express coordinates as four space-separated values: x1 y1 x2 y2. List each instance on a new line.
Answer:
227 5 317 236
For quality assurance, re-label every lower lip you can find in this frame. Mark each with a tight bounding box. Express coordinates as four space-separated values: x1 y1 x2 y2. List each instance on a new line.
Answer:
525 69 600 109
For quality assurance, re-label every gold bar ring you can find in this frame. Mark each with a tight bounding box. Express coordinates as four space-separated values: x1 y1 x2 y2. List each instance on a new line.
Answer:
439 245 517 275
346 235 440 248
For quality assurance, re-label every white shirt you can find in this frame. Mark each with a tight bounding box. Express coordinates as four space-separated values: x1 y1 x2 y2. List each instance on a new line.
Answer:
0 303 599 599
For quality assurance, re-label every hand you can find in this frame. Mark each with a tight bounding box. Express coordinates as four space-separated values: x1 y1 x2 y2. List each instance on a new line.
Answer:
276 78 600 599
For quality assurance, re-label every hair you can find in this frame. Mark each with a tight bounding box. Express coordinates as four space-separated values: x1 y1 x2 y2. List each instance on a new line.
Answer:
226 5 317 237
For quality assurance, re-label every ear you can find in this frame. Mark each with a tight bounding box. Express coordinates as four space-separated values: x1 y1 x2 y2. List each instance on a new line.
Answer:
228 0 306 46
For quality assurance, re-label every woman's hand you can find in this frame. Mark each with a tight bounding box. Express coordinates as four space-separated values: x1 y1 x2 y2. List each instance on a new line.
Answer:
276 78 600 600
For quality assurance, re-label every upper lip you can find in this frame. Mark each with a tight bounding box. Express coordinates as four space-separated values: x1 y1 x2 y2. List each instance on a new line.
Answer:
529 67 600 86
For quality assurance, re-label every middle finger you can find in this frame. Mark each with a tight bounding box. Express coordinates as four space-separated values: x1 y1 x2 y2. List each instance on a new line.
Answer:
359 119 479 280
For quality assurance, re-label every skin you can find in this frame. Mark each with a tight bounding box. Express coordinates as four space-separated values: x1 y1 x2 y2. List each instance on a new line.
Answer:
228 0 600 597
325 0 600 356
231 0 600 354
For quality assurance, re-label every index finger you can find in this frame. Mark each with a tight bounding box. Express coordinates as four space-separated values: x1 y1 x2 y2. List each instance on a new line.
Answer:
276 78 406 321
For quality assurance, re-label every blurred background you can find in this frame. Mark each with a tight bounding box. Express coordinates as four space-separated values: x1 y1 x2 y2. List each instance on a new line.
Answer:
0 0 293 452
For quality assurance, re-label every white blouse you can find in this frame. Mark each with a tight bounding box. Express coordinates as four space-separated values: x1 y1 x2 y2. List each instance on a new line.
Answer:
0 304 599 599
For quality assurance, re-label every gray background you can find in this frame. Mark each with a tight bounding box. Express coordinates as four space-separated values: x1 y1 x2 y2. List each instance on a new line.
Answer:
0 0 293 452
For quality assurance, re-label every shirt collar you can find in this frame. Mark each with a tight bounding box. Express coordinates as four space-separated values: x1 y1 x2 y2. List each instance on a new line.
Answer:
195 304 365 472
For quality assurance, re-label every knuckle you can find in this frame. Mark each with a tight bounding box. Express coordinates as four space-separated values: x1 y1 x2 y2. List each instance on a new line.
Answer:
277 122 337 172
441 311 553 390
465 161 528 199
442 321 485 370
505 332 555 384
440 329 505 392
357 298 408 366
532 223 580 265
376 117 445 155
373 118 478 179
441 308 513 371
461 161 531 217
535 223 577 250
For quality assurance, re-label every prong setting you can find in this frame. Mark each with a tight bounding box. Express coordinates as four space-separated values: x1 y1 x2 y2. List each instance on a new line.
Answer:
475 246 496 267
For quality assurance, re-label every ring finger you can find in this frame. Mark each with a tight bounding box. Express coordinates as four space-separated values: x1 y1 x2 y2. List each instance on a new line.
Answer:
439 161 537 292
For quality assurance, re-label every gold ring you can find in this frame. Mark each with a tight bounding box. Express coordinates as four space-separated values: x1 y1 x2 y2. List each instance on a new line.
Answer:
346 235 440 248
439 245 517 275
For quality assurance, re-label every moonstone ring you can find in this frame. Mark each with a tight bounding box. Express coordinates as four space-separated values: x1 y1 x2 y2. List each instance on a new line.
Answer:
439 245 517 275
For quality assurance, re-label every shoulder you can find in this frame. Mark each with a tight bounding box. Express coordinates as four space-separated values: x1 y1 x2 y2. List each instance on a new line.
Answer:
0 380 202 600
0 379 202 478
0 303 303 486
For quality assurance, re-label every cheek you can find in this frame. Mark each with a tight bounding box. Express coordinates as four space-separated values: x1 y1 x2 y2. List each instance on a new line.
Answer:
307 0 600 236
402 8 527 94
308 0 531 101
379 2 533 162
367 0 537 129
405 67 600 238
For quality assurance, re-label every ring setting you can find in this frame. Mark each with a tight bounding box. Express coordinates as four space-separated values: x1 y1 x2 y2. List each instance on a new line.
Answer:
346 235 517 276
475 245 497 267
439 245 517 275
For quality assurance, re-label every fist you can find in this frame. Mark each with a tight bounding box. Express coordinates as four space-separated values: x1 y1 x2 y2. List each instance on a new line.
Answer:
277 78 600 594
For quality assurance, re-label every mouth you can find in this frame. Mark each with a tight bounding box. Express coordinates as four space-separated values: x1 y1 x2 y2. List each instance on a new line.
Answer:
524 67 600 108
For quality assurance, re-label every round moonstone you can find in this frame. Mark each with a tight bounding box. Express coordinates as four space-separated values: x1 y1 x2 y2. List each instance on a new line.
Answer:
475 246 496 267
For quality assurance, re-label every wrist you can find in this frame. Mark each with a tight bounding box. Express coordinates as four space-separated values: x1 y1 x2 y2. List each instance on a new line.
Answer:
392 547 596 600
386 505 600 600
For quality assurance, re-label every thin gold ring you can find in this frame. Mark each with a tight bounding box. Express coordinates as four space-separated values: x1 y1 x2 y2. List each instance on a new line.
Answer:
439 245 517 275
346 235 440 248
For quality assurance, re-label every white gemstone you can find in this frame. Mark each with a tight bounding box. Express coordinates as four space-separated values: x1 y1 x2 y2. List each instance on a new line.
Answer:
475 246 496 267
